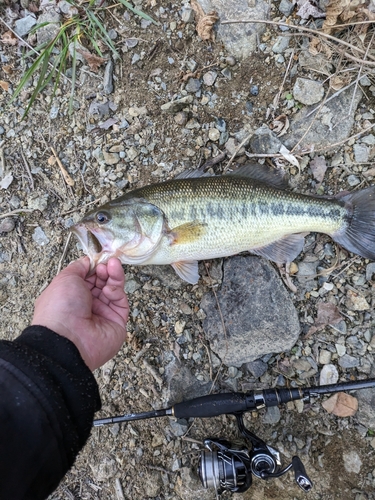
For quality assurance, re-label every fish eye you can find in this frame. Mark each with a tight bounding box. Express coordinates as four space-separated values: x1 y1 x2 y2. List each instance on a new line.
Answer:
96 211 111 224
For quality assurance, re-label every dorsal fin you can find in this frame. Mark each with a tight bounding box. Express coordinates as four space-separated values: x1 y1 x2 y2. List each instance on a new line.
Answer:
227 163 289 189
174 167 212 179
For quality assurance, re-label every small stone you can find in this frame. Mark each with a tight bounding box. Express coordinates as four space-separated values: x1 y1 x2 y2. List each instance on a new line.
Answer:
227 366 238 378
343 451 362 474
37 11 61 45
335 343 346 356
103 150 120 165
208 128 220 141
319 349 331 365
360 75 371 86
14 15 37 37
103 60 114 94
221 67 232 80
365 262 375 281
174 320 186 334
347 174 360 186
338 354 359 369
345 289 370 311
353 143 369 163
245 359 268 378
226 55 236 66
0 126 4 135
272 36 290 54
360 134 375 145
126 146 139 161
32 227 49 246
161 95 193 113
124 279 141 294
279 0 294 16
250 84 259 96
169 418 188 437
263 405 281 424
181 7 195 23
203 71 217 86
319 364 339 385
215 118 226 132
0 218 15 233
174 111 188 126
293 78 324 105
249 125 282 154
185 78 201 93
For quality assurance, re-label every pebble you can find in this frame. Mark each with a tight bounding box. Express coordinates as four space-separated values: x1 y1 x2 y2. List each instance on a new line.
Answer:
215 118 226 132
249 125 282 154
263 406 281 424
181 7 195 23
279 0 294 16
221 67 232 80
0 218 15 233
203 71 217 86
208 128 220 141
185 78 201 93
124 279 141 294
103 60 114 94
32 227 49 246
319 364 339 385
345 289 370 311
343 451 362 474
14 15 36 37
226 55 236 66
272 36 290 54
174 320 186 334
250 85 259 96
227 366 238 378
174 111 188 126
347 174 360 186
245 359 268 378
353 143 369 163
0 126 5 135
335 343 346 356
365 262 375 281
293 77 324 105
360 134 375 145
103 151 120 165
161 95 193 113
338 354 359 369
360 75 371 86
319 350 331 365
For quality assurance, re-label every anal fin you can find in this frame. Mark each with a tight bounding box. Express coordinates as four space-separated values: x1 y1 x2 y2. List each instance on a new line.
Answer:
251 233 306 263
172 261 199 284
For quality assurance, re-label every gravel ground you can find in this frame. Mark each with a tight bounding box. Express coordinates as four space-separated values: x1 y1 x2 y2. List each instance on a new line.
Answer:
1 1 375 499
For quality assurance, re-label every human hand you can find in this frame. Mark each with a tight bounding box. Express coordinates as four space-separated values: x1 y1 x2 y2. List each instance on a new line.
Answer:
32 257 129 371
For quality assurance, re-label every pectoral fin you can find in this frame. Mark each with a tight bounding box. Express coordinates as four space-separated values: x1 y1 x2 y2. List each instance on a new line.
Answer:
251 233 306 263
170 221 207 245
172 261 199 284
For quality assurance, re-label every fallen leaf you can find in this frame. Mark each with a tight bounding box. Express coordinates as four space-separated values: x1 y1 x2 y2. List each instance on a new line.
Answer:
321 392 358 417
0 81 9 91
191 0 218 41
306 301 342 337
2 65 13 75
270 114 289 137
76 48 107 72
309 155 327 184
279 144 300 170
1 31 18 46
0 173 14 190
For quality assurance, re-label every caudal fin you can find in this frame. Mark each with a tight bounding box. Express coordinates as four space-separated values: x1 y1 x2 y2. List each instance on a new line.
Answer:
332 186 375 260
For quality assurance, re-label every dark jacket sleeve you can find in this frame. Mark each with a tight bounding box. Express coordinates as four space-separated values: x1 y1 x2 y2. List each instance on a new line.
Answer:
0 325 101 500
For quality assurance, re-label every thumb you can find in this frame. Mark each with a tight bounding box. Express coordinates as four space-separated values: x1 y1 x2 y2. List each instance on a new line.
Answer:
62 257 91 278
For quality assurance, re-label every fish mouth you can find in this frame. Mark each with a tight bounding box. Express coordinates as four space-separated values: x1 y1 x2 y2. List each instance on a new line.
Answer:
70 223 110 272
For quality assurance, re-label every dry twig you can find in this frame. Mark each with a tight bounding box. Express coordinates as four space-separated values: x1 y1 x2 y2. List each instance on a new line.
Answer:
50 146 75 187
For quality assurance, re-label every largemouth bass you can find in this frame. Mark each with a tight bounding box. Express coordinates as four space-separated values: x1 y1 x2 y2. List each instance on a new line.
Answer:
71 164 375 284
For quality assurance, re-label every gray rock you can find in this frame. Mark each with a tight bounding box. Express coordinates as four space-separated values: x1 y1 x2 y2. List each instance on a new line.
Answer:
14 15 37 37
185 78 201 93
32 227 49 246
195 0 269 60
360 75 371 86
262 405 281 424
293 78 324 105
203 70 217 86
181 7 195 23
360 134 375 145
169 418 188 437
338 354 359 369
36 11 61 45
163 355 212 405
343 451 362 474
0 218 15 234
347 174 360 186
353 143 369 163
249 125 283 154
356 366 375 429
365 262 375 281
103 60 114 94
201 256 300 367
0 126 4 135
283 86 362 150
272 36 290 54
279 0 294 16
161 95 193 113
319 364 339 385
244 359 268 378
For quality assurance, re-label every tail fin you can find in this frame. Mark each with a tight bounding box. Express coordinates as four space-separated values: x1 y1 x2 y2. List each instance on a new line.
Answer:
332 186 375 260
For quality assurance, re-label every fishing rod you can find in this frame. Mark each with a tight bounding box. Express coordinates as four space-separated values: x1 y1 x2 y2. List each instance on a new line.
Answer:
94 377 375 494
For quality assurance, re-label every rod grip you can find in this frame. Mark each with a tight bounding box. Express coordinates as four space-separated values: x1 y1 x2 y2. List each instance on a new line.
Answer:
173 393 248 418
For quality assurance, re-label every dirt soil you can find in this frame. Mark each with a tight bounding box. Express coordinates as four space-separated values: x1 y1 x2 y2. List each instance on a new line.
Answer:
1 1 375 499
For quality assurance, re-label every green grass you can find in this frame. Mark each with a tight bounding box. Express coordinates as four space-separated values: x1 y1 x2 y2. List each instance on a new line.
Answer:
10 0 159 118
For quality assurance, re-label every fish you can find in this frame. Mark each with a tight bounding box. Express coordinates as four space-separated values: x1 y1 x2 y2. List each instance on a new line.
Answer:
71 164 375 284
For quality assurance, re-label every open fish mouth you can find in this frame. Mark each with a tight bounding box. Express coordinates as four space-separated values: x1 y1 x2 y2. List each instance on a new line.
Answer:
70 223 111 272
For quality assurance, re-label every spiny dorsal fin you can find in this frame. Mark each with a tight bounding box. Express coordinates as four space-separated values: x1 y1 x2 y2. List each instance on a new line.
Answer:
169 221 207 245
251 233 306 263
172 261 199 284
174 167 212 179
227 163 289 189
